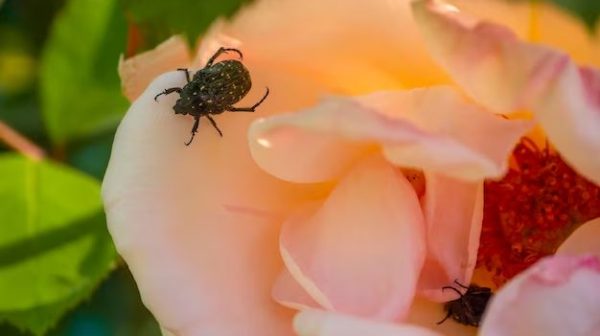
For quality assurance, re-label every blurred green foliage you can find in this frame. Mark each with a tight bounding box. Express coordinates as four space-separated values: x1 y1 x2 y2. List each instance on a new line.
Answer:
0 0 595 335
0 267 161 336
0 155 116 335
122 0 248 50
548 0 600 30
40 0 128 146
516 0 600 30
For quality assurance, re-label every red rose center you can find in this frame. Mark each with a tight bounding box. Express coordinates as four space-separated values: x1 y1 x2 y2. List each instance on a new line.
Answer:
478 138 600 285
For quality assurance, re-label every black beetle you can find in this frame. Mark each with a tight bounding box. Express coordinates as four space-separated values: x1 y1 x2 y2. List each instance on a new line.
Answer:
154 47 269 146
437 280 493 327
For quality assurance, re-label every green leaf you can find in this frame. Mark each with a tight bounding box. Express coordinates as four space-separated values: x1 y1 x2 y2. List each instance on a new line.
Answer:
547 0 600 30
122 0 249 50
0 154 117 335
515 0 600 31
40 0 128 146
47 267 162 336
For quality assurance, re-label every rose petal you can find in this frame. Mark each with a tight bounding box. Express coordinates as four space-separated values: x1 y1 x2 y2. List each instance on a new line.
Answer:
364 88 531 180
249 101 374 183
557 217 600 257
250 87 531 183
197 0 450 93
412 0 600 185
280 156 426 320
480 255 600 336
448 0 600 68
118 36 191 101
418 174 483 301
273 268 322 311
294 310 444 336
102 69 327 335
533 65 600 185
412 0 569 113
160 327 176 336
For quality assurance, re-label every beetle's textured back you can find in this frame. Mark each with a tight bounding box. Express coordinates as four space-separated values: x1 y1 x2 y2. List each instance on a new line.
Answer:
191 60 251 112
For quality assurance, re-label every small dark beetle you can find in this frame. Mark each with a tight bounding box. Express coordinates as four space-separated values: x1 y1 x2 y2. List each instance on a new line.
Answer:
437 280 493 327
154 47 269 146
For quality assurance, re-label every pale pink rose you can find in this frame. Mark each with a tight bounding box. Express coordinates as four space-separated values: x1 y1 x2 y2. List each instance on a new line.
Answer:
102 0 600 335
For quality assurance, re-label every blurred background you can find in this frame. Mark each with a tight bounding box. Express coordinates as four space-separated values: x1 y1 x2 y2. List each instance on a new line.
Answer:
0 0 596 335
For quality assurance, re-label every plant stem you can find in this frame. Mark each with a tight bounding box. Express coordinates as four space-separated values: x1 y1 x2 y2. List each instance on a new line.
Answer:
0 120 45 160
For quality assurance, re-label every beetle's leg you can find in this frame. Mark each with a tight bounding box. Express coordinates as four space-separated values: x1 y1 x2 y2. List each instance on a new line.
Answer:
453 280 470 290
177 68 191 83
205 47 243 67
154 87 182 101
185 116 201 146
436 310 452 325
206 115 223 137
228 87 269 112
441 286 464 299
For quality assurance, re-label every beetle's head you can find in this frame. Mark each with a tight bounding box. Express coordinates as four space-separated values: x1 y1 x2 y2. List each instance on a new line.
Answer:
173 98 189 115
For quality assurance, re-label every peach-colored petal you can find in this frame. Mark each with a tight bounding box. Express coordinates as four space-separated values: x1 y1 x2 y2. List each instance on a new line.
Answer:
160 327 175 336
249 87 531 183
480 255 600 336
294 310 444 336
412 0 600 185
448 1 600 68
533 65 600 185
196 0 450 94
363 88 531 180
118 36 191 101
248 101 374 183
412 0 566 113
102 68 328 335
418 174 483 301
557 217 600 257
280 156 426 320
273 269 321 311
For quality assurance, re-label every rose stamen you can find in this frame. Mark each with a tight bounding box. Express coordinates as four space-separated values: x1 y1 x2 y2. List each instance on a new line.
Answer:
478 137 600 285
